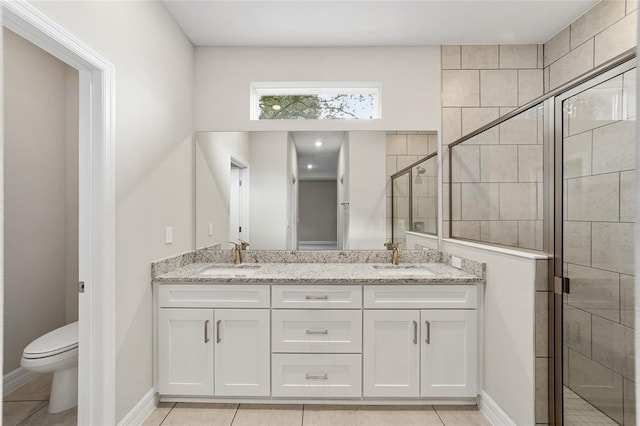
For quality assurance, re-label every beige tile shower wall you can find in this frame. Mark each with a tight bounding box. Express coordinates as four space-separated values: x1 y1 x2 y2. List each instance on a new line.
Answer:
386 131 438 245
544 0 638 92
441 44 545 249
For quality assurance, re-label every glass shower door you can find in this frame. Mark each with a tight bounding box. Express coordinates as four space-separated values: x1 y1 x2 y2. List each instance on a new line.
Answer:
559 64 636 426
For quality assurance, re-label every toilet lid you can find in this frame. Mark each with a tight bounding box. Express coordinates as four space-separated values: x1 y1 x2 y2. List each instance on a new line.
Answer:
23 321 78 358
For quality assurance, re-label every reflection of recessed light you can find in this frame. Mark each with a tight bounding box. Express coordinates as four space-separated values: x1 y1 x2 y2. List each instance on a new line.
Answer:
272 104 281 110
315 141 322 147
307 164 313 169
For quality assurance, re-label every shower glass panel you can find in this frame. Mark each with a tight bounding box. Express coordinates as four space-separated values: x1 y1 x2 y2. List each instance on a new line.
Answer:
561 67 636 426
411 155 438 235
391 171 410 247
449 103 545 250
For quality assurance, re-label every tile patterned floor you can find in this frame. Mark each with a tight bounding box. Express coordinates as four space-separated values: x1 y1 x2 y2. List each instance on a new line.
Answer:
3 373 77 426
564 386 618 426
2 373 491 426
143 402 491 426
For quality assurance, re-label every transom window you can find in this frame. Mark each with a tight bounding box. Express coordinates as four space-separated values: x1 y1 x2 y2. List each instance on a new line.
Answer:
250 82 381 120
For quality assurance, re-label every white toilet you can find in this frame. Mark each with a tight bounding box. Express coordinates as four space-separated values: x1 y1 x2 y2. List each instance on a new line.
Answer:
21 321 79 413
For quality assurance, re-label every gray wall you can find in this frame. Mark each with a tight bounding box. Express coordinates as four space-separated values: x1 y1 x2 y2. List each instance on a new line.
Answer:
298 180 337 242
4 29 78 374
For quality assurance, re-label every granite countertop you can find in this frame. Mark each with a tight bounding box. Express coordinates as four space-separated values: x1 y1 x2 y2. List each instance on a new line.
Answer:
153 262 483 285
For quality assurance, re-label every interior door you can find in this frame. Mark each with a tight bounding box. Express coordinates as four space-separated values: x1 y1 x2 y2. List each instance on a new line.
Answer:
229 166 242 242
556 62 636 426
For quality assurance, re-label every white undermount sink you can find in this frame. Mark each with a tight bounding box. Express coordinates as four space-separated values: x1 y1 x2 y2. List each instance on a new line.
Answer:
200 265 262 277
373 265 435 277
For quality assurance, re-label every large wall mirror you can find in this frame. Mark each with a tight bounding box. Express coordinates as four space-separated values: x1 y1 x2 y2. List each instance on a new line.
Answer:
195 130 437 251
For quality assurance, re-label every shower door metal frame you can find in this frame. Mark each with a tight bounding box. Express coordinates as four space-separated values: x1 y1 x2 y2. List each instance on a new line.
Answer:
390 151 438 242
551 56 636 426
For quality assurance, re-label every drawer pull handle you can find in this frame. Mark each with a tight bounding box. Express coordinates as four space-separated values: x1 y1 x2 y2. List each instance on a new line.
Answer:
413 321 418 344
216 320 222 343
306 373 328 380
204 320 210 343
306 329 329 335
305 295 329 300
425 320 431 344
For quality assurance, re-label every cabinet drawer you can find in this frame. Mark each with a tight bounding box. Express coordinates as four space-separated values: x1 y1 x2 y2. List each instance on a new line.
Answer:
364 285 477 309
272 354 362 398
272 310 362 353
159 285 270 308
272 285 361 309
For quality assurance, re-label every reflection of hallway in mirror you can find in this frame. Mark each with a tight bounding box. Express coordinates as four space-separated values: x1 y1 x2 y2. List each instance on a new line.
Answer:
297 180 338 250
298 242 338 250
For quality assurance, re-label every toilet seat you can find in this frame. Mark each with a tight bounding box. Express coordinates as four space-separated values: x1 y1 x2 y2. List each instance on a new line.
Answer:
22 322 78 359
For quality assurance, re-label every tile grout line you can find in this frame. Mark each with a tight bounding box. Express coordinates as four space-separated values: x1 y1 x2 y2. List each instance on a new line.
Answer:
16 400 48 426
432 406 447 426
229 404 240 426
157 402 176 426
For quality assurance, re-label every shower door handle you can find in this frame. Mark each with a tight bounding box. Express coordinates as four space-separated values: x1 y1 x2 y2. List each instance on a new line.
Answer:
554 277 570 295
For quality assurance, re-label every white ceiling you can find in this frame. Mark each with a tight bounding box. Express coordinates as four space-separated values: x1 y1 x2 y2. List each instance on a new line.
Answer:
291 131 344 179
163 1 597 47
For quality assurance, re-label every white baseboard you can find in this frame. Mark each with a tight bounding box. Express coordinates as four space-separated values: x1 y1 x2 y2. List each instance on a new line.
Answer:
3 367 38 396
118 388 158 426
478 391 516 426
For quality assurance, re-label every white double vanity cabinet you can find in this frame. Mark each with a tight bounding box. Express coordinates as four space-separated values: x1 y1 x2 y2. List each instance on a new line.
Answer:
153 254 483 405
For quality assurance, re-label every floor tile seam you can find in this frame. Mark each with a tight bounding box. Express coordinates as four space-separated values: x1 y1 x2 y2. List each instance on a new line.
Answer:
4 398 49 403
156 402 176 426
229 403 240 426
431 406 449 426
16 400 48 426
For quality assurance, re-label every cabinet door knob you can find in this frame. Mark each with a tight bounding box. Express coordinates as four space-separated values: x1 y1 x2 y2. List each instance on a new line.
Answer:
204 320 210 343
425 321 431 344
413 321 418 344
216 320 222 343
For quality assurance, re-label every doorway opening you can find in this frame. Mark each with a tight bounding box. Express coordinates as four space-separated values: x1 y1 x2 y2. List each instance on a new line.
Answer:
290 131 345 250
3 2 117 424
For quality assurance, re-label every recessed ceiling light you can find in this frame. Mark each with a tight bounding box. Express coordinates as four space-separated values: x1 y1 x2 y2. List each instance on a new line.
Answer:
315 141 322 147
272 104 281 110
307 164 313 169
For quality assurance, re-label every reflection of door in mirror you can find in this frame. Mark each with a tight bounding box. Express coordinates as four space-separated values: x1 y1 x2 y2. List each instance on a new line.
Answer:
229 163 246 243
290 177 298 250
338 175 348 250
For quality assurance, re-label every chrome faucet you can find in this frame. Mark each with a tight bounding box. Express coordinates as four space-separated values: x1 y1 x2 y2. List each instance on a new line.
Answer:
229 242 242 264
384 241 401 265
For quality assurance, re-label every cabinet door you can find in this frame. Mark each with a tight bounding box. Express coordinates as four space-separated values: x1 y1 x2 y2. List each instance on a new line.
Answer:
214 309 270 396
421 310 477 397
363 310 420 397
158 308 214 395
